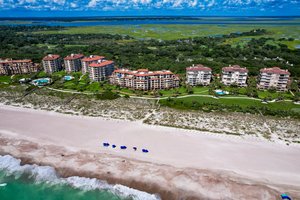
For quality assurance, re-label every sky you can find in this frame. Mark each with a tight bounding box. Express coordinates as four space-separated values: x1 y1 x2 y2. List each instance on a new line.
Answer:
0 0 299 17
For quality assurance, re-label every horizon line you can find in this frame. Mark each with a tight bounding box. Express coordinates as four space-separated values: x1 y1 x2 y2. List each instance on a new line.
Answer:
1 15 300 19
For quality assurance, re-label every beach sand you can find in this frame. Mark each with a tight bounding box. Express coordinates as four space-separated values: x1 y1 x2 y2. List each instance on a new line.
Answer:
0 104 300 199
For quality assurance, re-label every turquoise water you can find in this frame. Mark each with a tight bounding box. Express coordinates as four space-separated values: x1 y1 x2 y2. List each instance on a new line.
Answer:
0 155 160 200
1 17 300 26
0 172 123 200
64 76 74 81
32 78 51 86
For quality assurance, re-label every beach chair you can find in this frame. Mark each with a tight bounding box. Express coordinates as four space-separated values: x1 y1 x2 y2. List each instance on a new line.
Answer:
142 149 149 153
281 194 292 200
103 143 110 147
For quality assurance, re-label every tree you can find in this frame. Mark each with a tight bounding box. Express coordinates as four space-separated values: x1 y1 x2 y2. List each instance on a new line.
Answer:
290 80 299 92
277 93 284 101
186 85 193 94
268 87 277 93
246 87 258 98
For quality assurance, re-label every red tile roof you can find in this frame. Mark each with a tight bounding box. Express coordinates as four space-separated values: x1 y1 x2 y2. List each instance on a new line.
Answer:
0 59 32 64
113 68 175 76
64 54 84 60
89 60 114 68
222 65 248 73
137 69 149 72
186 64 212 71
43 54 60 61
260 67 290 75
154 71 174 75
114 69 133 74
82 55 105 62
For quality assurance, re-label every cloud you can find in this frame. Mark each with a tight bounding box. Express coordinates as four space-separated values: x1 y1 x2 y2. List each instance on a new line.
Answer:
87 0 97 7
188 0 197 7
70 2 77 7
207 0 216 7
52 0 65 5
19 0 36 4
0 0 299 12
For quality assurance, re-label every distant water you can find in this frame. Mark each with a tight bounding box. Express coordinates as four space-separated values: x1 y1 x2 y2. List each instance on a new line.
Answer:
0 155 160 200
0 17 300 26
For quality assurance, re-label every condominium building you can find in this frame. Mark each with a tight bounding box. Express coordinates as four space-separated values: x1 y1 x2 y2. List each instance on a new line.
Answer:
42 54 62 74
81 55 105 74
0 58 39 75
89 60 115 82
64 54 84 73
186 64 212 86
221 65 248 87
257 67 290 91
109 68 180 90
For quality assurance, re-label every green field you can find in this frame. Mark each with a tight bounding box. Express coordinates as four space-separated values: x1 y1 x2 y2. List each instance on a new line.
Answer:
160 95 300 118
34 24 300 42
33 24 300 50
167 96 298 110
0 76 11 84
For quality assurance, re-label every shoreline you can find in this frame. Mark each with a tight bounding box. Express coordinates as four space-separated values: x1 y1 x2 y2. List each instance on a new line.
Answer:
1 136 297 200
1 104 300 199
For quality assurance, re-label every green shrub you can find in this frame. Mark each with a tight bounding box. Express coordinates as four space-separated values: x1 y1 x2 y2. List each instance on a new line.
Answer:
95 90 120 100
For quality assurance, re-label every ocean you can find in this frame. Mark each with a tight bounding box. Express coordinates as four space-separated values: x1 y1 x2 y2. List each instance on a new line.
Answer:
0 16 300 26
0 155 160 200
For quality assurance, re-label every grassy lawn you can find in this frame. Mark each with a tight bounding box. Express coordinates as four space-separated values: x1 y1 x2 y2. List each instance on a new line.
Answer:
160 87 187 96
52 71 67 77
0 76 11 83
258 90 293 100
160 96 300 112
193 86 209 94
85 82 101 92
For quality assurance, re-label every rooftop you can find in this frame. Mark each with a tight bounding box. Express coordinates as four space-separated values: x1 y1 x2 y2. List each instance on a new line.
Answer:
0 59 32 64
64 54 84 60
260 67 290 75
114 68 175 76
82 55 105 62
89 60 114 67
222 65 248 73
43 54 60 61
186 64 212 71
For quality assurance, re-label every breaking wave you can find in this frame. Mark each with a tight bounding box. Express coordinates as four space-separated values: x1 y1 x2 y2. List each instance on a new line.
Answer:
0 155 160 200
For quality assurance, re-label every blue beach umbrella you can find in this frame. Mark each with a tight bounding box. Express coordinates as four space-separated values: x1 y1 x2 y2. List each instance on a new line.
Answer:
120 146 127 150
281 194 292 200
133 147 137 151
112 145 116 148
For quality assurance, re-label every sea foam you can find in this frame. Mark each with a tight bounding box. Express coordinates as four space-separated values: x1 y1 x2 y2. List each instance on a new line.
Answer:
0 155 160 200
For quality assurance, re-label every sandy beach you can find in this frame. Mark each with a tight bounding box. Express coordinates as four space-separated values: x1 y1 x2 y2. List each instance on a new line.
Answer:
0 104 300 199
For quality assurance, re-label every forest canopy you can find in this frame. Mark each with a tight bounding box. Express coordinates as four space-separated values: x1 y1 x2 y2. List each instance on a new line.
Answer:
0 26 299 77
